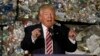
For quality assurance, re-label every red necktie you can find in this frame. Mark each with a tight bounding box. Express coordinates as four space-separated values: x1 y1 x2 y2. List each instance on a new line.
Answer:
45 29 53 54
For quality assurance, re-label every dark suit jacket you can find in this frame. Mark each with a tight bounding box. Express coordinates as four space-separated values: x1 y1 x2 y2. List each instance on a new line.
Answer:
21 23 77 54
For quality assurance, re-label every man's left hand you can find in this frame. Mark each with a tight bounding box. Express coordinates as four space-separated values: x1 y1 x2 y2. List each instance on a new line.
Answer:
68 28 77 41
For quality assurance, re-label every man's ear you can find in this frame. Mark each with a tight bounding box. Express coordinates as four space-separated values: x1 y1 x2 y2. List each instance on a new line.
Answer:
38 11 43 21
36 14 39 20
55 15 57 20
38 15 42 21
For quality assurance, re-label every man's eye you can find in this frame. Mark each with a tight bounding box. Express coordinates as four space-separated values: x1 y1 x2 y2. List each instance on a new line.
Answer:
44 14 49 15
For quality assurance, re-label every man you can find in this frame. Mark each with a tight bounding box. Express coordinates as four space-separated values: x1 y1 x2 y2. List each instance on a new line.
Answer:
21 4 77 54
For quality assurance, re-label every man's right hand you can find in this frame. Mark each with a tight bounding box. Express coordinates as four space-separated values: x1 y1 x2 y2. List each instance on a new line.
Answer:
32 28 41 39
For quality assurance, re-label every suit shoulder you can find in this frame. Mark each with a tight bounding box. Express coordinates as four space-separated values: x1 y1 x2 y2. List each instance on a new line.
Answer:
55 23 61 27
55 23 70 31
25 24 40 30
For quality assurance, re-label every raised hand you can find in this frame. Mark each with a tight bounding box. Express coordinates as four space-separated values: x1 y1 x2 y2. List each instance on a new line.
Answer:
32 28 41 38
68 27 77 40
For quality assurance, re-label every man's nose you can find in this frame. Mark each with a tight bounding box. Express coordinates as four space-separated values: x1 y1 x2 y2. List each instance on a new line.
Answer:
48 14 52 19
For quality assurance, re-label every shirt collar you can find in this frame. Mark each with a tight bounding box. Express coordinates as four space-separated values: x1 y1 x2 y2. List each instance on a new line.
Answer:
42 24 53 30
42 24 48 31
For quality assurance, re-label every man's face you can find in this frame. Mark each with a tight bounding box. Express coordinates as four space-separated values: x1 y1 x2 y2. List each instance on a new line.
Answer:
39 8 55 28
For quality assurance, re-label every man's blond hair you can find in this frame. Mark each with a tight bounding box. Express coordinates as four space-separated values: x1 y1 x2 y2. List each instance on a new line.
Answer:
38 4 56 16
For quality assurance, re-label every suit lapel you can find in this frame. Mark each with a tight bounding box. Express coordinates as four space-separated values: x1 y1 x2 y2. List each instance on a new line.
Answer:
39 24 44 37
35 24 45 47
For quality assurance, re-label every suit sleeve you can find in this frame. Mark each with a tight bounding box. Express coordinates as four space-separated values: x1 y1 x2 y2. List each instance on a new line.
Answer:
61 25 77 52
21 26 35 53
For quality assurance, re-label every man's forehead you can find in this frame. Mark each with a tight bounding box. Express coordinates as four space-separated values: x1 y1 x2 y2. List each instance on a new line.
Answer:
40 9 55 14
41 8 53 11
